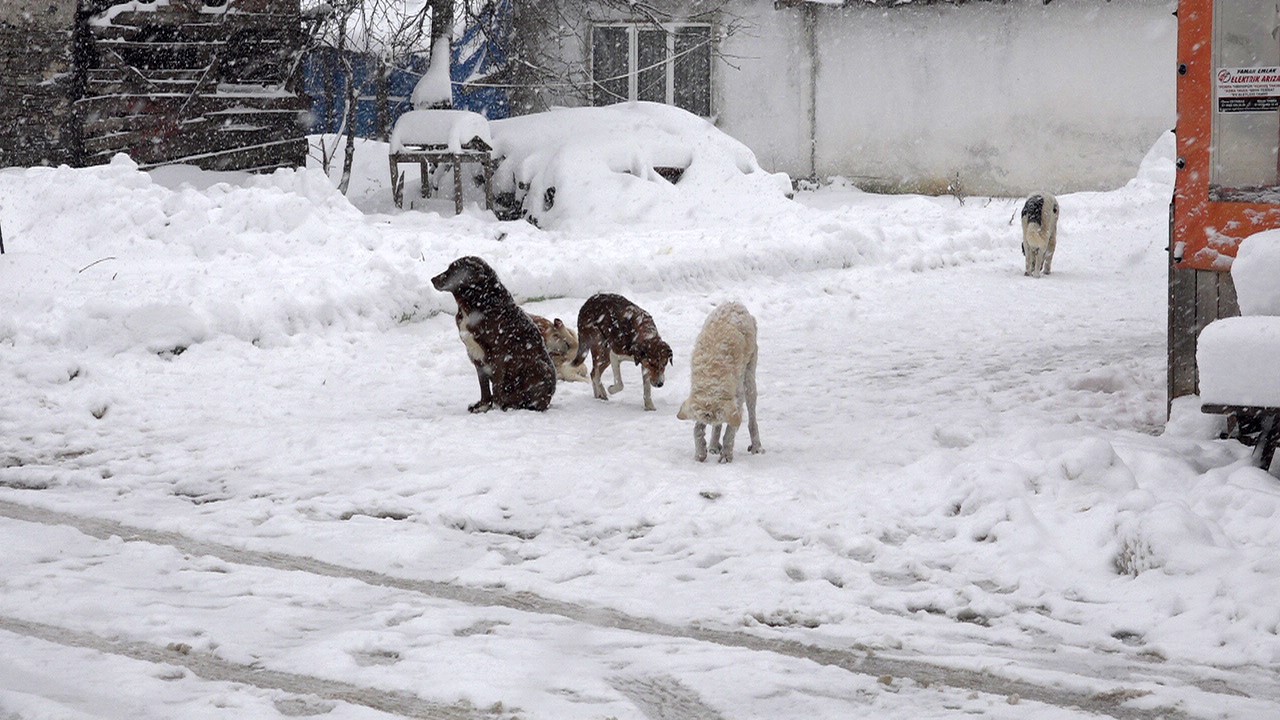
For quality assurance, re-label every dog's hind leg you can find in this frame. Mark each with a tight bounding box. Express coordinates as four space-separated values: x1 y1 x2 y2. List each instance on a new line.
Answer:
745 357 763 455
589 348 611 401
1043 231 1056 276
693 421 708 462
607 355 625 395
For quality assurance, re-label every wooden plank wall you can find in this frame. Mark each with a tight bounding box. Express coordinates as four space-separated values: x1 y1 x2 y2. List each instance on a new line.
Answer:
1168 263 1239 406
0 4 77 168
80 4 308 172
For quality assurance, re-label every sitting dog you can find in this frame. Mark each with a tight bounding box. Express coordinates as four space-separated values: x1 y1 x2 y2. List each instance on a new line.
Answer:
527 313 588 383
677 301 763 463
1021 192 1059 277
431 256 556 413
572 293 673 411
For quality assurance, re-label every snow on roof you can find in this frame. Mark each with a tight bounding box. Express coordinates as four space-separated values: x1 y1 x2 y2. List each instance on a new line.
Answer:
389 109 492 153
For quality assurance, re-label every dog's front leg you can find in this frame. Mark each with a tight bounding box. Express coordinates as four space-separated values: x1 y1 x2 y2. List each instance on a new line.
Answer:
708 424 722 455
608 355 625 395
641 373 655 411
718 423 738 463
469 363 493 413
693 421 708 462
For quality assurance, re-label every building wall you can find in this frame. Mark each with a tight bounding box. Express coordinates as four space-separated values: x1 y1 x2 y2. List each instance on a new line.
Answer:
527 0 1177 196
799 0 1176 195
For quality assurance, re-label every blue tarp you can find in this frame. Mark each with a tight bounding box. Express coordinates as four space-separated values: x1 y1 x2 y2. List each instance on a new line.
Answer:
450 0 513 120
303 1 513 137
302 49 430 137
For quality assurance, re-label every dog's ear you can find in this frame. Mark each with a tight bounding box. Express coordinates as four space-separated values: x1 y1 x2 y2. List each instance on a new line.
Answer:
677 399 692 421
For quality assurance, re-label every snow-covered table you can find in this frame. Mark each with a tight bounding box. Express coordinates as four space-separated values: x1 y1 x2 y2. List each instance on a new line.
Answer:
388 110 495 214
1198 230 1280 471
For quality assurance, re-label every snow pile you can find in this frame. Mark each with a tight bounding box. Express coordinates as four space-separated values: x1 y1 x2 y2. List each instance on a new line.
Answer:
410 35 454 110
1197 318 1280 406
1197 230 1280 406
389 110 493 153
0 155 436 354
488 102 795 230
1231 228 1280 316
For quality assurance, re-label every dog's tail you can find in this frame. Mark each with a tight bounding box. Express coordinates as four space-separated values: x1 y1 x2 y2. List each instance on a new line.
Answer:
571 325 591 368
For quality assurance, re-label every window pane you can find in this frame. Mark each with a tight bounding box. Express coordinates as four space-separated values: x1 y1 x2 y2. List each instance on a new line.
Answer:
592 26 629 106
1211 0 1280 200
637 29 666 103
674 26 711 116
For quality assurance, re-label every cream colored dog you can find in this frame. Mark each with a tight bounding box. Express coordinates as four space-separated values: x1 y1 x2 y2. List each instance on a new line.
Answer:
677 301 763 463
527 313 588 383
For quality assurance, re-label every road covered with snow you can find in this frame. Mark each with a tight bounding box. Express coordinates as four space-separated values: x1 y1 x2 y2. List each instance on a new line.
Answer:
1 132 1278 719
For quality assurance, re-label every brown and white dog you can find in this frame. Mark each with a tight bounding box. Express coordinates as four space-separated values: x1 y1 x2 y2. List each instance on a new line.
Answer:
1021 192 1059 278
431 256 556 413
572 293 673 411
677 301 763 463
527 313 588 383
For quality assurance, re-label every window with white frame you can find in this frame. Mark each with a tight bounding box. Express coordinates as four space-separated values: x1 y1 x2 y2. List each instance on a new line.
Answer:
591 23 712 117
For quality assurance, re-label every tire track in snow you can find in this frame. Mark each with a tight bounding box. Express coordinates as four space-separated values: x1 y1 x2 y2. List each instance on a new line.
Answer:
0 615 508 720
607 675 727 720
0 499 1191 720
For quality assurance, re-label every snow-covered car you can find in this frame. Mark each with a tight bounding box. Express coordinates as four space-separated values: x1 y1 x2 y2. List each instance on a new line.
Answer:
488 102 793 230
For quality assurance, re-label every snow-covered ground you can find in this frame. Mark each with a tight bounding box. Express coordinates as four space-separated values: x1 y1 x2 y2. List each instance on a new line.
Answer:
1 130 1278 719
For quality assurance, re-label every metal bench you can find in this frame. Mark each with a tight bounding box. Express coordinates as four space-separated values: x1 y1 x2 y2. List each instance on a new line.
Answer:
389 138 496 215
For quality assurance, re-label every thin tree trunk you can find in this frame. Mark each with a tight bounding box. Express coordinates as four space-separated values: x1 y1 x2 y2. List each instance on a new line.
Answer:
337 17 357 195
376 58 390 141
339 55 358 195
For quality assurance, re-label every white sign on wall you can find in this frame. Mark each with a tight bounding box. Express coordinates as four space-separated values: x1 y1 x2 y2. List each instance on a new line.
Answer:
1217 67 1280 112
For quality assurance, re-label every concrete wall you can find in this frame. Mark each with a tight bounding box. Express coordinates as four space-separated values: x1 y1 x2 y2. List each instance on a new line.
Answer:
538 0 1175 196
797 0 1177 195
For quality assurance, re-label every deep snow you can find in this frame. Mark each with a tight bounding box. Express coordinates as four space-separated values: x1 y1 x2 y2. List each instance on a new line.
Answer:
1 130 1278 719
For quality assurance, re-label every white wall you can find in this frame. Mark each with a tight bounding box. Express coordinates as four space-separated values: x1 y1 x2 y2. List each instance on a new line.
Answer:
713 4 814 180
716 0 1176 195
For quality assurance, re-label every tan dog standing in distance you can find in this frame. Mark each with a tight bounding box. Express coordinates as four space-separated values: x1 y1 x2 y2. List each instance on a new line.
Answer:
677 301 763 463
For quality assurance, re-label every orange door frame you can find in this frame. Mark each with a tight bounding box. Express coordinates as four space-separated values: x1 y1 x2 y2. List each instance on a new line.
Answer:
1175 0 1280 271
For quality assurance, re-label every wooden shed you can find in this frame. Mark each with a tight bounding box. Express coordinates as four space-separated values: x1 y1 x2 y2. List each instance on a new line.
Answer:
0 0 308 172
1170 0 1280 404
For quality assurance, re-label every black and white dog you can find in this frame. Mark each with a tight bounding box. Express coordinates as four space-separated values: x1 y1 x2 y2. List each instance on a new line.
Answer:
1021 193 1059 278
